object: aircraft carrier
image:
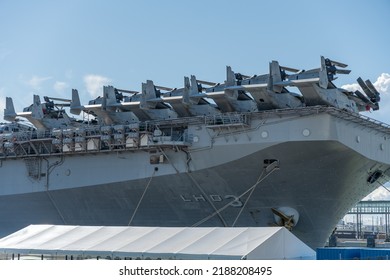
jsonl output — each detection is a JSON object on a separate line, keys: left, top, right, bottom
{"left": 0, "top": 56, "right": 389, "bottom": 249}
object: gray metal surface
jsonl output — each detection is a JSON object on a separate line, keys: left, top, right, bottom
{"left": 0, "top": 107, "right": 389, "bottom": 249}
{"left": 1, "top": 57, "right": 389, "bottom": 250}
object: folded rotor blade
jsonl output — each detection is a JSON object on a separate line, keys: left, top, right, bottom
{"left": 357, "top": 77, "right": 377, "bottom": 100}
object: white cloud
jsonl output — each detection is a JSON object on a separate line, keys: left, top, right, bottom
{"left": 84, "top": 74, "right": 111, "bottom": 98}
{"left": 363, "top": 184, "right": 390, "bottom": 201}
{"left": 341, "top": 82, "right": 360, "bottom": 92}
{"left": 53, "top": 81, "right": 69, "bottom": 93}
{"left": 375, "top": 73, "right": 390, "bottom": 93}
{"left": 27, "top": 75, "right": 52, "bottom": 90}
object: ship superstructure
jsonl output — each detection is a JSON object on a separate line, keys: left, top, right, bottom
{"left": 0, "top": 56, "right": 389, "bottom": 249}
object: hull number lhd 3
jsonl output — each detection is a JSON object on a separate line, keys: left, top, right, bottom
{"left": 180, "top": 194, "right": 243, "bottom": 207}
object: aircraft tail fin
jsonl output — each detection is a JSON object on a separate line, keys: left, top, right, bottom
{"left": 4, "top": 97, "right": 17, "bottom": 121}
{"left": 190, "top": 75, "right": 200, "bottom": 95}
{"left": 270, "top": 61, "right": 283, "bottom": 93}
{"left": 183, "top": 76, "right": 191, "bottom": 104}
{"left": 70, "top": 89, "right": 82, "bottom": 115}
{"left": 226, "top": 66, "right": 236, "bottom": 86}
{"left": 103, "top": 86, "right": 119, "bottom": 108}
{"left": 31, "top": 95, "right": 44, "bottom": 119}
{"left": 319, "top": 56, "right": 329, "bottom": 89}
{"left": 141, "top": 80, "right": 159, "bottom": 108}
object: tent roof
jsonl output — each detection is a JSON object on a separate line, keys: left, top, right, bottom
{"left": 0, "top": 225, "right": 315, "bottom": 260}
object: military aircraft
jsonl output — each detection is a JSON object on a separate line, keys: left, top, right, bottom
{"left": 70, "top": 87, "right": 141, "bottom": 124}
{"left": 69, "top": 56, "right": 380, "bottom": 124}
{"left": 71, "top": 81, "right": 178, "bottom": 124}
{"left": 146, "top": 76, "right": 221, "bottom": 117}
{"left": 4, "top": 95, "right": 80, "bottom": 130}
{"left": 201, "top": 62, "right": 304, "bottom": 111}
{"left": 70, "top": 77, "right": 221, "bottom": 123}
{"left": 273, "top": 56, "right": 379, "bottom": 112}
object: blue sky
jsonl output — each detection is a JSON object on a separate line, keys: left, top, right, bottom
{"left": 0, "top": 0, "right": 389, "bottom": 198}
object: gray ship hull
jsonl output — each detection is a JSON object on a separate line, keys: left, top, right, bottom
{"left": 0, "top": 107, "right": 389, "bottom": 249}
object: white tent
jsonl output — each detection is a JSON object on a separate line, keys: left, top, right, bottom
{"left": 0, "top": 225, "right": 315, "bottom": 260}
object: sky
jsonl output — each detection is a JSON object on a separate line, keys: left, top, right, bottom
{"left": 0, "top": 0, "right": 389, "bottom": 199}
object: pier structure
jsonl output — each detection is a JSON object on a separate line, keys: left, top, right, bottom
{"left": 339, "top": 200, "right": 390, "bottom": 241}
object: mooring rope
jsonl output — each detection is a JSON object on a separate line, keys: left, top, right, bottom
{"left": 128, "top": 170, "right": 156, "bottom": 226}
{"left": 191, "top": 167, "right": 277, "bottom": 227}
